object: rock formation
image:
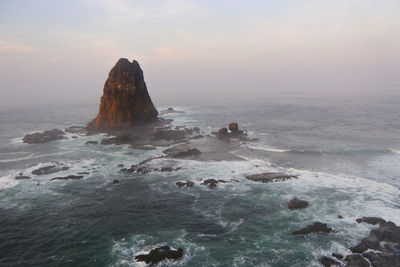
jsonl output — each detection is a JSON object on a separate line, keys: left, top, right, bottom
{"left": 88, "top": 58, "right": 158, "bottom": 130}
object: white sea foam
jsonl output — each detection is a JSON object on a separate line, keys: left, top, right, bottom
{"left": 0, "top": 174, "right": 19, "bottom": 189}
{"left": 247, "top": 145, "right": 290, "bottom": 153}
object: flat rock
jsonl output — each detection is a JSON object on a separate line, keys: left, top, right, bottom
{"left": 319, "top": 256, "right": 341, "bottom": 267}
{"left": 135, "top": 246, "right": 183, "bottom": 264}
{"left": 32, "top": 165, "right": 69, "bottom": 175}
{"left": 344, "top": 254, "right": 369, "bottom": 267}
{"left": 23, "top": 129, "right": 66, "bottom": 144}
{"left": 163, "top": 144, "right": 201, "bottom": 158}
{"left": 85, "top": 141, "right": 98, "bottom": 145}
{"left": 288, "top": 198, "right": 309, "bottom": 209}
{"left": 245, "top": 172, "right": 297, "bottom": 183}
{"left": 292, "top": 222, "right": 332, "bottom": 235}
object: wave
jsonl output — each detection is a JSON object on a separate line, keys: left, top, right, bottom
{"left": 247, "top": 145, "right": 399, "bottom": 156}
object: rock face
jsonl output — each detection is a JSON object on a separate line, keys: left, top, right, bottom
{"left": 88, "top": 58, "right": 158, "bottom": 130}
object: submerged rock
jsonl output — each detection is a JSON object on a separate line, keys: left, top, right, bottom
{"left": 32, "top": 165, "right": 69, "bottom": 175}
{"left": 65, "top": 126, "right": 87, "bottom": 134}
{"left": 245, "top": 172, "right": 297, "bottom": 183}
{"left": 356, "top": 216, "right": 386, "bottom": 225}
{"left": 163, "top": 144, "right": 201, "bottom": 158}
{"left": 113, "top": 179, "right": 119, "bottom": 184}
{"left": 85, "top": 141, "right": 98, "bottom": 145}
{"left": 23, "top": 129, "right": 66, "bottom": 144}
{"left": 50, "top": 175, "right": 84, "bottom": 181}
{"left": 319, "top": 256, "right": 341, "bottom": 267}
{"left": 100, "top": 133, "right": 138, "bottom": 145}
{"left": 202, "top": 179, "right": 219, "bottom": 188}
{"left": 176, "top": 181, "right": 194, "bottom": 188}
{"left": 88, "top": 58, "right": 158, "bottom": 130}
{"left": 288, "top": 198, "right": 309, "bottom": 209}
{"left": 135, "top": 246, "right": 183, "bottom": 264}
{"left": 15, "top": 175, "right": 31, "bottom": 180}
{"left": 292, "top": 222, "right": 332, "bottom": 235}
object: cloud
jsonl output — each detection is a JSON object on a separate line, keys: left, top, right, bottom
{"left": 0, "top": 40, "right": 36, "bottom": 53}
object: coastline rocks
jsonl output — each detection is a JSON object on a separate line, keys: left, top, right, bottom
{"left": 32, "top": 165, "right": 69, "bottom": 175}
{"left": 122, "top": 164, "right": 182, "bottom": 174}
{"left": 23, "top": 129, "right": 66, "bottom": 144}
{"left": 321, "top": 218, "right": 400, "bottom": 267}
{"left": 135, "top": 246, "right": 183, "bottom": 264}
{"left": 245, "top": 172, "right": 297, "bottom": 183}
{"left": 292, "top": 222, "right": 332, "bottom": 235}
{"left": 50, "top": 175, "right": 84, "bottom": 181}
{"left": 87, "top": 58, "right": 158, "bottom": 130}
{"left": 100, "top": 133, "right": 138, "bottom": 145}
{"left": 288, "top": 198, "right": 309, "bottom": 209}
{"left": 320, "top": 256, "right": 341, "bottom": 267}
{"left": 201, "top": 179, "right": 219, "bottom": 188}
{"left": 159, "top": 107, "right": 185, "bottom": 115}
{"left": 176, "top": 181, "right": 193, "bottom": 188}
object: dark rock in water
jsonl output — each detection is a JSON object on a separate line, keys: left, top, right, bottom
{"left": 113, "top": 179, "right": 119, "bottom": 184}
{"left": 216, "top": 127, "right": 229, "bottom": 139}
{"left": 193, "top": 127, "right": 200, "bottom": 133}
{"left": 245, "top": 172, "right": 297, "bottom": 183}
{"left": 77, "top": 172, "right": 90, "bottom": 175}
{"left": 337, "top": 215, "right": 343, "bottom": 219}
{"left": 344, "top": 254, "right": 369, "bottom": 267}
{"left": 50, "top": 175, "right": 84, "bottom": 181}
{"left": 85, "top": 141, "right": 98, "bottom": 145}
{"left": 288, "top": 198, "right": 309, "bottom": 209}
{"left": 15, "top": 175, "right": 31, "bottom": 180}
{"left": 292, "top": 222, "right": 332, "bottom": 235}
{"left": 202, "top": 179, "right": 219, "bottom": 188}
{"left": 363, "top": 251, "right": 400, "bottom": 267}
{"left": 65, "top": 126, "right": 87, "bottom": 134}
{"left": 176, "top": 181, "right": 193, "bottom": 188}
{"left": 229, "top": 122, "right": 239, "bottom": 133}
{"left": 23, "top": 129, "right": 66, "bottom": 144}
{"left": 100, "top": 138, "right": 114, "bottom": 145}
{"left": 214, "top": 122, "right": 247, "bottom": 140}
{"left": 122, "top": 164, "right": 181, "bottom": 174}
{"left": 135, "top": 246, "right": 183, "bottom": 264}
{"left": 356, "top": 216, "right": 386, "bottom": 225}
{"left": 319, "top": 256, "right": 341, "bottom": 267}
{"left": 159, "top": 107, "right": 185, "bottom": 115}
{"left": 32, "top": 165, "right": 69, "bottom": 175}
{"left": 87, "top": 58, "right": 158, "bottom": 130}
{"left": 174, "top": 148, "right": 201, "bottom": 158}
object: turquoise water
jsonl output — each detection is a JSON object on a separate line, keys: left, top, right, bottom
{"left": 0, "top": 93, "right": 399, "bottom": 266}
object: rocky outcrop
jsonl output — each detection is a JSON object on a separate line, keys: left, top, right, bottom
{"left": 163, "top": 144, "right": 201, "bottom": 158}
{"left": 135, "top": 246, "right": 183, "bottom": 264}
{"left": 292, "top": 222, "right": 333, "bottom": 235}
{"left": 32, "top": 165, "right": 69, "bottom": 175}
{"left": 23, "top": 129, "right": 66, "bottom": 144}
{"left": 50, "top": 175, "right": 84, "bottom": 181}
{"left": 245, "top": 172, "right": 297, "bottom": 183}
{"left": 320, "top": 217, "right": 400, "bottom": 267}
{"left": 88, "top": 58, "right": 158, "bottom": 130}
{"left": 176, "top": 181, "right": 194, "bottom": 188}
{"left": 214, "top": 122, "right": 248, "bottom": 140}
{"left": 288, "top": 198, "right": 309, "bottom": 209}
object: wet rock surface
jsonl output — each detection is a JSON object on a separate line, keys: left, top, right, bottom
{"left": 163, "top": 144, "right": 201, "bottom": 158}
{"left": 245, "top": 172, "right": 297, "bottom": 183}
{"left": 15, "top": 175, "right": 31, "bottom": 180}
{"left": 23, "top": 129, "right": 66, "bottom": 144}
{"left": 292, "top": 222, "right": 332, "bottom": 235}
{"left": 135, "top": 246, "right": 183, "bottom": 264}
{"left": 288, "top": 198, "right": 309, "bottom": 209}
{"left": 356, "top": 217, "right": 386, "bottom": 225}
{"left": 85, "top": 141, "right": 98, "bottom": 145}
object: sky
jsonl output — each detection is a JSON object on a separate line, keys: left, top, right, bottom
{"left": 0, "top": 0, "right": 399, "bottom": 107}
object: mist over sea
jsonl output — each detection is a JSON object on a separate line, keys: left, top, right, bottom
{"left": 0, "top": 91, "right": 399, "bottom": 266}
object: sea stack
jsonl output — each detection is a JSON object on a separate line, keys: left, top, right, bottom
{"left": 88, "top": 58, "right": 158, "bottom": 130}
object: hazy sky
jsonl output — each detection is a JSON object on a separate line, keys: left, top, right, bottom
{"left": 0, "top": 0, "right": 399, "bottom": 107}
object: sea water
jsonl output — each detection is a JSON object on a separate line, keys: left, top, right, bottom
{"left": 0, "top": 92, "right": 399, "bottom": 266}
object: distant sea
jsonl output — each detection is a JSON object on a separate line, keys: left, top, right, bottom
{"left": 0, "top": 92, "right": 399, "bottom": 266}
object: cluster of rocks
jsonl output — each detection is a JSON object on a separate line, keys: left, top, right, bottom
{"left": 100, "top": 133, "right": 138, "bottom": 145}
{"left": 50, "top": 175, "right": 84, "bottom": 181}
{"left": 32, "top": 165, "right": 69, "bottom": 175}
{"left": 151, "top": 126, "right": 200, "bottom": 142}
{"left": 135, "top": 246, "right": 183, "bottom": 264}
{"left": 320, "top": 217, "right": 400, "bottom": 267}
{"left": 23, "top": 129, "right": 66, "bottom": 144}
{"left": 158, "top": 107, "right": 185, "bottom": 115}
{"left": 163, "top": 144, "right": 201, "bottom": 158}
{"left": 213, "top": 122, "right": 246, "bottom": 140}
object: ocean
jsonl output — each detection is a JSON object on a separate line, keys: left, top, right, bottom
{"left": 0, "top": 92, "right": 399, "bottom": 266}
